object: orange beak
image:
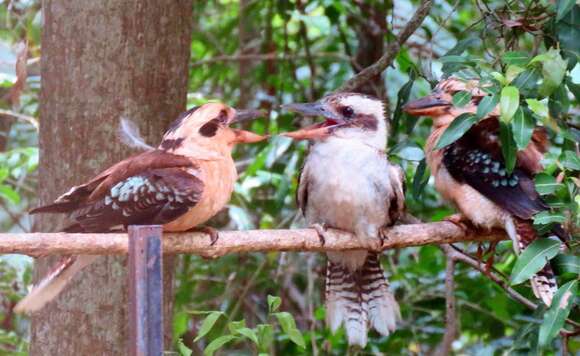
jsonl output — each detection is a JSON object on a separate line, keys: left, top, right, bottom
{"left": 231, "top": 129, "right": 268, "bottom": 144}
{"left": 281, "top": 102, "right": 346, "bottom": 141}
{"left": 403, "top": 94, "right": 451, "bottom": 116}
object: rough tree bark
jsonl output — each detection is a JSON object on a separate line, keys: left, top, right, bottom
{"left": 33, "top": 1, "right": 192, "bottom": 354}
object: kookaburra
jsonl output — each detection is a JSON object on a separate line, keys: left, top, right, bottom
{"left": 15, "top": 103, "right": 266, "bottom": 313}
{"left": 403, "top": 78, "right": 567, "bottom": 306}
{"left": 283, "top": 93, "right": 404, "bottom": 347}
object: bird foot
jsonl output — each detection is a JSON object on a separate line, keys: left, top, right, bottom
{"left": 378, "top": 226, "right": 390, "bottom": 248}
{"left": 311, "top": 223, "right": 328, "bottom": 246}
{"left": 189, "top": 226, "right": 220, "bottom": 246}
{"left": 444, "top": 214, "right": 474, "bottom": 234}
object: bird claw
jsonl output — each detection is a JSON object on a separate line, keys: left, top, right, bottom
{"left": 311, "top": 223, "right": 328, "bottom": 246}
{"left": 378, "top": 226, "right": 389, "bottom": 247}
{"left": 189, "top": 226, "right": 220, "bottom": 246}
{"left": 444, "top": 214, "right": 473, "bottom": 234}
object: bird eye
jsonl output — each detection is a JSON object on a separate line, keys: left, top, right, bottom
{"left": 199, "top": 119, "right": 220, "bottom": 137}
{"left": 341, "top": 106, "right": 354, "bottom": 118}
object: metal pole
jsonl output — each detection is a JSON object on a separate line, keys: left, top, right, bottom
{"left": 128, "top": 225, "right": 164, "bottom": 356}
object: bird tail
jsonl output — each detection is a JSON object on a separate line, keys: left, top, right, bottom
{"left": 512, "top": 218, "right": 558, "bottom": 306}
{"left": 14, "top": 255, "right": 98, "bottom": 314}
{"left": 325, "top": 252, "right": 400, "bottom": 347}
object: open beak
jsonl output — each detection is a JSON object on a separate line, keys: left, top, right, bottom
{"left": 230, "top": 109, "right": 268, "bottom": 144}
{"left": 281, "top": 102, "right": 346, "bottom": 140}
{"left": 403, "top": 94, "right": 451, "bottom": 116}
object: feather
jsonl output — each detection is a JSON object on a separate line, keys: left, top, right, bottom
{"left": 118, "top": 117, "right": 154, "bottom": 151}
{"left": 14, "top": 255, "right": 98, "bottom": 314}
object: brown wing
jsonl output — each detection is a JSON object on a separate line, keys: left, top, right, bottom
{"left": 31, "top": 150, "right": 194, "bottom": 214}
{"left": 66, "top": 167, "right": 203, "bottom": 232}
{"left": 466, "top": 116, "right": 548, "bottom": 175}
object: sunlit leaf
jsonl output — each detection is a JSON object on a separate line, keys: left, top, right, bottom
{"left": 526, "top": 99, "right": 548, "bottom": 118}
{"left": 511, "top": 108, "right": 534, "bottom": 150}
{"left": 267, "top": 295, "right": 281, "bottom": 313}
{"left": 510, "top": 239, "right": 560, "bottom": 285}
{"left": 506, "top": 65, "right": 525, "bottom": 83}
{"left": 435, "top": 113, "right": 479, "bottom": 149}
{"left": 452, "top": 91, "right": 472, "bottom": 107}
{"left": 227, "top": 320, "right": 246, "bottom": 333}
{"left": 561, "top": 151, "right": 580, "bottom": 170}
{"left": 0, "top": 185, "right": 20, "bottom": 205}
{"left": 194, "top": 311, "right": 224, "bottom": 342}
{"left": 502, "top": 51, "right": 530, "bottom": 66}
{"left": 256, "top": 324, "right": 274, "bottom": 352}
{"left": 538, "top": 280, "right": 577, "bottom": 347}
{"left": 500, "top": 86, "right": 519, "bottom": 123}
{"left": 235, "top": 327, "right": 259, "bottom": 345}
{"left": 533, "top": 211, "right": 566, "bottom": 225}
{"left": 177, "top": 338, "right": 193, "bottom": 356}
{"left": 204, "top": 335, "right": 238, "bottom": 356}
{"left": 273, "top": 312, "right": 305, "bottom": 348}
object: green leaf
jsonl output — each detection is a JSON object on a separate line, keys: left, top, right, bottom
{"left": 476, "top": 94, "right": 498, "bottom": 119}
{"left": 533, "top": 211, "right": 566, "bottom": 225}
{"left": 500, "top": 86, "right": 519, "bottom": 123}
{"left": 227, "top": 320, "right": 246, "bottom": 333}
{"left": 452, "top": 91, "right": 472, "bottom": 107}
{"left": 177, "top": 338, "right": 193, "bottom": 356}
{"left": 556, "top": 0, "right": 576, "bottom": 21}
{"left": 565, "top": 77, "right": 580, "bottom": 102}
{"left": 511, "top": 108, "right": 534, "bottom": 150}
{"left": 538, "top": 48, "right": 568, "bottom": 97}
{"left": 562, "top": 151, "right": 580, "bottom": 171}
{"left": 526, "top": 99, "right": 549, "bottom": 118}
{"left": 557, "top": 6, "right": 580, "bottom": 55}
{"left": 256, "top": 324, "right": 274, "bottom": 352}
{"left": 234, "top": 327, "right": 259, "bottom": 345}
{"left": 502, "top": 51, "right": 530, "bottom": 66}
{"left": 538, "top": 280, "right": 577, "bottom": 347}
{"left": 534, "top": 173, "right": 562, "bottom": 195}
{"left": 552, "top": 255, "right": 580, "bottom": 275}
{"left": 286, "top": 328, "right": 306, "bottom": 348}
{"left": 412, "top": 159, "right": 430, "bottom": 199}
{"left": 512, "top": 68, "right": 542, "bottom": 97}
{"left": 273, "top": 312, "right": 305, "bottom": 348}
{"left": 506, "top": 65, "right": 525, "bottom": 83}
{"left": 435, "top": 113, "right": 479, "bottom": 149}
{"left": 0, "top": 168, "right": 8, "bottom": 183}
{"left": 0, "top": 185, "right": 21, "bottom": 205}
{"left": 510, "top": 239, "right": 560, "bottom": 285}
{"left": 500, "top": 122, "right": 517, "bottom": 174}
{"left": 204, "top": 335, "right": 238, "bottom": 356}
{"left": 491, "top": 71, "right": 507, "bottom": 85}
{"left": 194, "top": 311, "right": 224, "bottom": 342}
{"left": 393, "top": 74, "right": 415, "bottom": 133}
{"left": 267, "top": 295, "right": 281, "bottom": 313}
{"left": 439, "top": 55, "right": 469, "bottom": 64}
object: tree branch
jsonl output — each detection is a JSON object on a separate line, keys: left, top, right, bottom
{"left": 338, "top": 0, "right": 433, "bottom": 92}
{"left": 0, "top": 221, "right": 506, "bottom": 258}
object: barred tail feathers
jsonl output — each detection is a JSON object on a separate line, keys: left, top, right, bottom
{"left": 14, "top": 255, "right": 98, "bottom": 314}
{"left": 325, "top": 252, "right": 400, "bottom": 347}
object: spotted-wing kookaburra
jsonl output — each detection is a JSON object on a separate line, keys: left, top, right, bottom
{"left": 283, "top": 93, "right": 404, "bottom": 347}
{"left": 15, "top": 103, "right": 265, "bottom": 313}
{"left": 404, "top": 78, "right": 568, "bottom": 306}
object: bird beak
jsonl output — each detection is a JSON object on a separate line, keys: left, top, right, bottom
{"left": 231, "top": 128, "right": 267, "bottom": 144}
{"left": 231, "top": 109, "right": 264, "bottom": 123}
{"left": 229, "top": 109, "right": 268, "bottom": 144}
{"left": 281, "top": 102, "right": 346, "bottom": 140}
{"left": 403, "top": 94, "right": 451, "bottom": 116}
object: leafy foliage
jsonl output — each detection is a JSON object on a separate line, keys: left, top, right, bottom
{"left": 0, "top": 0, "right": 578, "bottom": 355}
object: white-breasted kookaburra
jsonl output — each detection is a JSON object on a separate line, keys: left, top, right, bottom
{"left": 403, "top": 77, "right": 568, "bottom": 306}
{"left": 15, "top": 103, "right": 265, "bottom": 313}
{"left": 283, "top": 93, "right": 405, "bottom": 347}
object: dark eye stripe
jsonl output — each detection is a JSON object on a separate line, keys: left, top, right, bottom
{"left": 199, "top": 119, "right": 220, "bottom": 137}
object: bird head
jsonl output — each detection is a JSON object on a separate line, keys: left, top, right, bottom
{"left": 159, "top": 103, "right": 266, "bottom": 156}
{"left": 281, "top": 92, "right": 388, "bottom": 149}
{"left": 403, "top": 77, "right": 492, "bottom": 127}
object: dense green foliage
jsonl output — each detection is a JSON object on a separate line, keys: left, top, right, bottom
{"left": 0, "top": 1, "right": 578, "bottom": 355}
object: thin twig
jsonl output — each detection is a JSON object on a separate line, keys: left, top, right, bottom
{"left": 338, "top": 0, "right": 433, "bottom": 91}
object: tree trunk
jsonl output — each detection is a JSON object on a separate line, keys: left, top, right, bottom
{"left": 32, "top": 1, "right": 192, "bottom": 354}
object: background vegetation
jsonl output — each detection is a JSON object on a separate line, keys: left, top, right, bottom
{"left": 0, "top": 0, "right": 578, "bottom": 354}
